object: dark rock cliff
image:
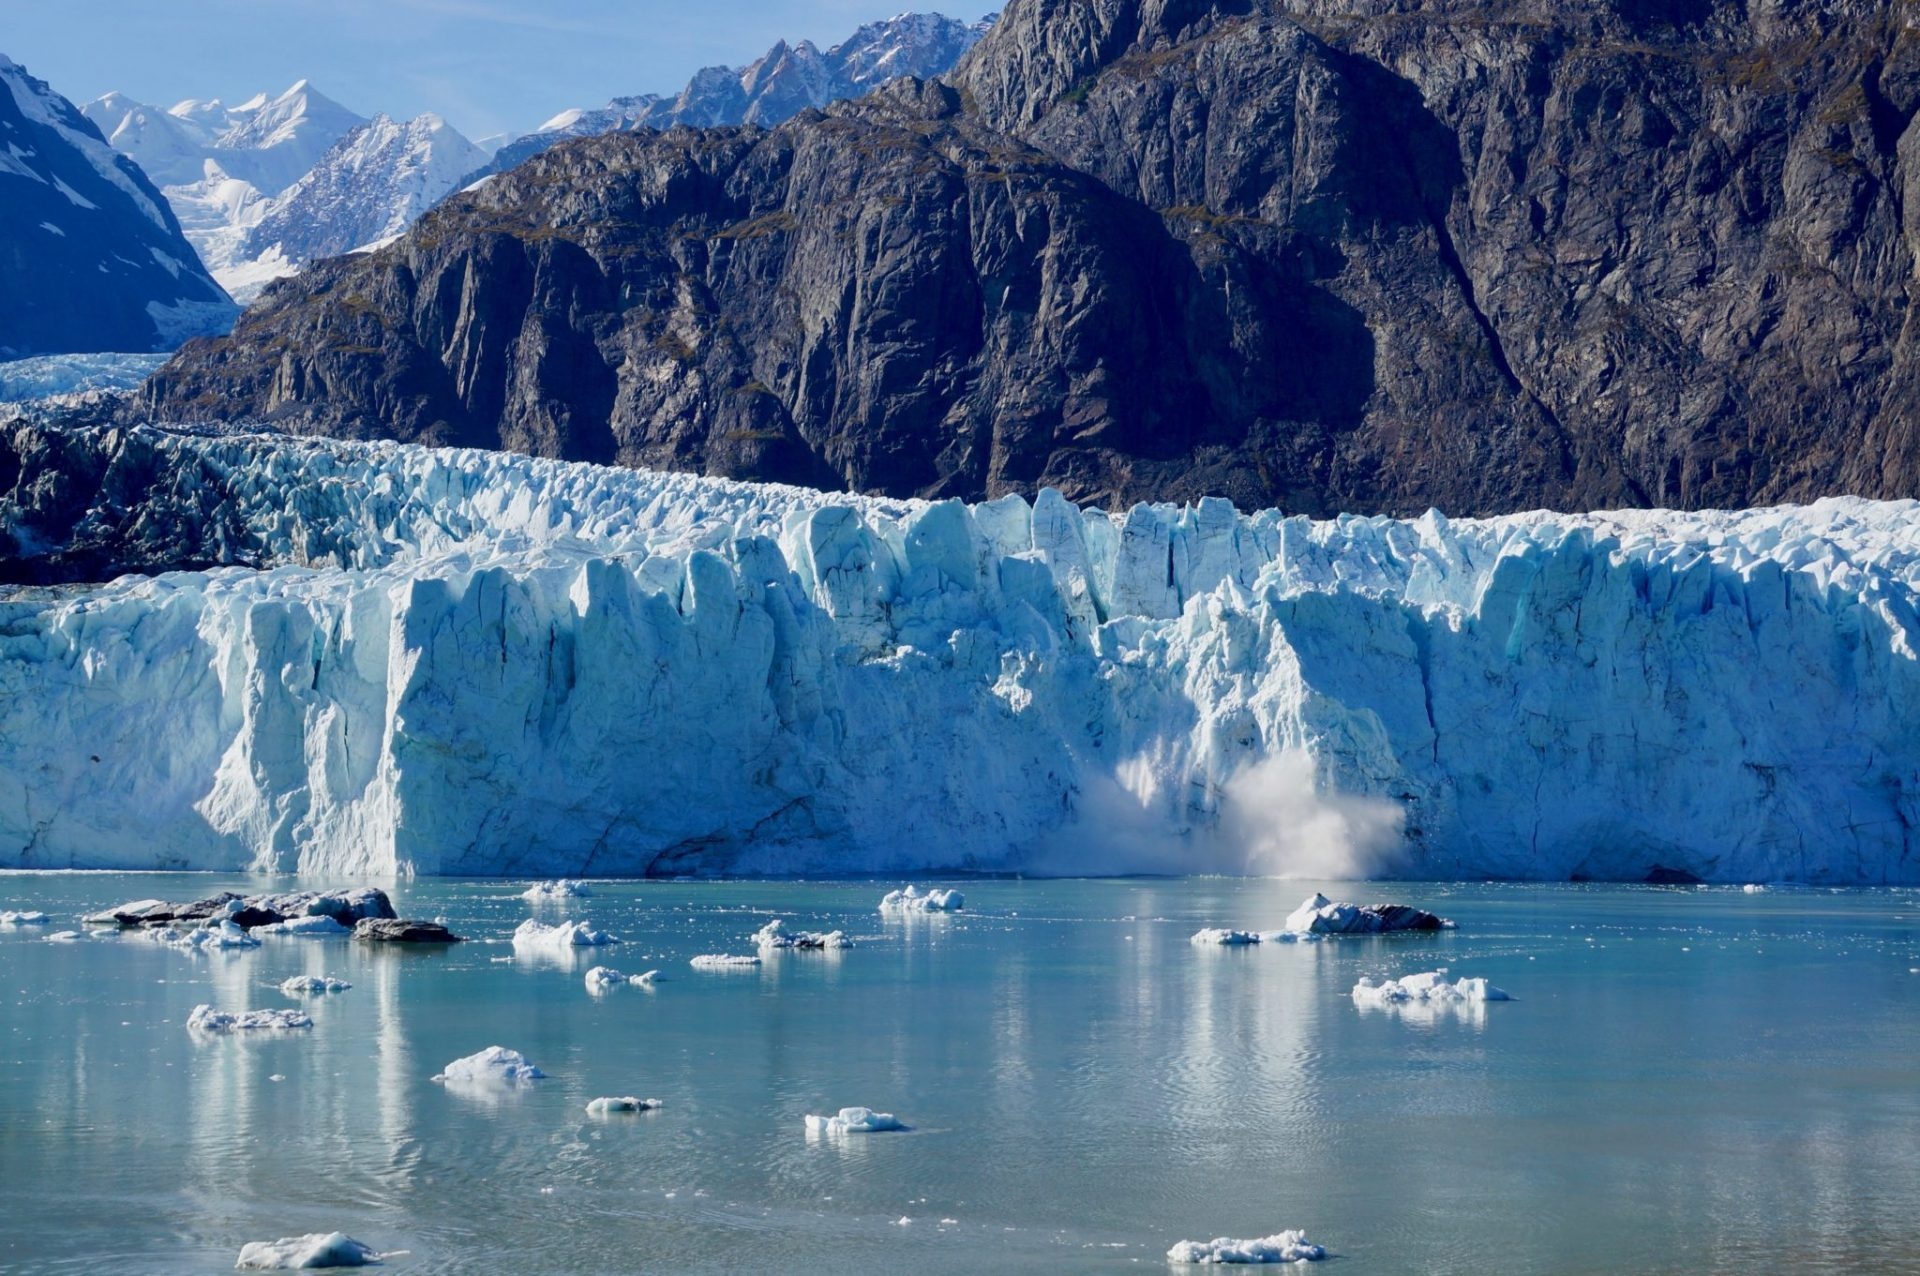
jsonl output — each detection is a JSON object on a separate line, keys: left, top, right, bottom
{"left": 139, "top": 0, "right": 1920, "bottom": 515}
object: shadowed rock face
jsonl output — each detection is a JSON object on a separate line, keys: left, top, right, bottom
{"left": 139, "top": 0, "right": 1920, "bottom": 516}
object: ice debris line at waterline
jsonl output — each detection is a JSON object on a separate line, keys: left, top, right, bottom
{"left": 3, "top": 424, "right": 1917, "bottom": 883}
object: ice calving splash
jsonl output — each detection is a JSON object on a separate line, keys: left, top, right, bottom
{"left": 586, "top": 1096, "right": 662, "bottom": 1114}
{"left": 1167, "top": 1231, "right": 1326, "bottom": 1264}
{"left": 433, "top": 1046, "right": 546, "bottom": 1085}
{"left": 805, "top": 1106, "right": 906, "bottom": 1135}
{"left": 583, "top": 965, "right": 657, "bottom": 992}
{"left": 279, "top": 976, "right": 351, "bottom": 995}
{"left": 879, "top": 886, "right": 964, "bottom": 914}
{"left": 753, "top": 919, "right": 852, "bottom": 950}
{"left": 187, "top": 1005, "right": 313, "bottom": 1033}
{"left": 9, "top": 426, "right": 1920, "bottom": 884}
{"left": 523, "top": 880, "right": 594, "bottom": 901}
{"left": 234, "top": 1232, "right": 384, "bottom": 1269}
{"left": 1351, "top": 970, "right": 1512, "bottom": 1007}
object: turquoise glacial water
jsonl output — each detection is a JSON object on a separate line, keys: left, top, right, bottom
{"left": 2, "top": 876, "right": 1918, "bottom": 1274}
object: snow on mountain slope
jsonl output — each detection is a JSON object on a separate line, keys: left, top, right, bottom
{"left": 3, "top": 425, "right": 1916, "bottom": 883}
{"left": 0, "top": 55, "right": 236, "bottom": 355}
{"left": 472, "top": 12, "right": 996, "bottom": 187}
{"left": 240, "top": 113, "right": 486, "bottom": 272}
{"left": 83, "top": 82, "right": 367, "bottom": 301}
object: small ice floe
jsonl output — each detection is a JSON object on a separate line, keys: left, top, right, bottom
{"left": 1167, "top": 1230, "right": 1325, "bottom": 1264}
{"left": 1741, "top": 884, "right": 1769, "bottom": 894}
{"left": 805, "top": 1106, "right": 906, "bottom": 1135}
{"left": 145, "top": 920, "right": 262, "bottom": 951}
{"left": 253, "top": 915, "right": 354, "bottom": 938}
{"left": 753, "top": 920, "right": 852, "bottom": 951}
{"left": 44, "top": 929, "right": 85, "bottom": 942}
{"left": 584, "top": 965, "right": 658, "bottom": 993}
{"left": 523, "top": 879, "right": 594, "bottom": 901}
{"left": 1351, "top": 970, "right": 1511, "bottom": 1008}
{"left": 511, "top": 918, "right": 617, "bottom": 955}
{"left": 878, "top": 885, "right": 963, "bottom": 914}
{"left": 432, "top": 1046, "right": 546, "bottom": 1085}
{"left": 585, "top": 1096, "right": 662, "bottom": 1115}
{"left": 1190, "top": 929, "right": 1264, "bottom": 946}
{"left": 689, "top": 954, "right": 761, "bottom": 970}
{"left": 187, "top": 1004, "right": 313, "bottom": 1033}
{"left": 279, "top": 976, "right": 351, "bottom": 996}
{"left": 1282, "top": 893, "right": 1450, "bottom": 936}
{"left": 0, "top": 910, "right": 50, "bottom": 926}
{"left": 235, "top": 1231, "right": 383, "bottom": 1269}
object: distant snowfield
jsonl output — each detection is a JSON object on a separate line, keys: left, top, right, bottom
{"left": 3, "top": 425, "right": 1918, "bottom": 882}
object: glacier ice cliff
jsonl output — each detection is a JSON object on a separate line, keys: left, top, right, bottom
{"left": 1, "top": 424, "right": 1917, "bottom": 882}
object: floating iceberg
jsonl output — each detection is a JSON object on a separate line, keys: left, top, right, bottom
{"left": 753, "top": 919, "right": 852, "bottom": 950}
{"left": 585, "top": 1096, "right": 662, "bottom": 1114}
{"left": 1351, "top": 970, "right": 1512, "bottom": 1007}
{"left": 880, "top": 886, "right": 964, "bottom": 914}
{"left": 523, "top": 879, "right": 594, "bottom": 901}
{"left": 1190, "top": 928, "right": 1264, "bottom": 946}
{"left": 511, "top": 918, "right": 616, "bottom": 955}
{"left": 9, "top": 426, "right": 1920, "bottom": 884}
{"left": 583, "top": 965, "right": 657, "bottom": 992}
{"left": 353, "top": 918, "right": 461, "bottom": 943}
{"left": 1167, "top": 1231, "right": 1326, "bottom": 1264}
{"left": 143, "top": 920, "right": 261, "bottom": 950}
{"left": 1281, "top": 894, "right": 1450, "bottom": 936}
{"left": 279, "top": 976, "right": 351, "bottom": 995}
{"left": 805, "top": 1106, "right": 905, "bottom": 1135}
{"left": 187, "top": 1004, "right": 313, "bottom": 1033}
{"left": 83, "top": 889, "right": 393, "bottom": 931}
{"left": 44, "top": 930, "right": 84, "bottom": 942}
{"left": 1741, "top": 884, "right": 1769, "bottom": 894}
{"left": 253, "top": 915, "right": 353, "bottom": 937}
{"left": 433, "top": 1046, "right": 545, "bottom": 1085}
{"left": 234, "top": 1232, "right": 381, "bottom": 1269}
{"left": 0, "top": 910, "right": 49, "bottom": 925}
{"left": 689, "top": 954, "right": 760, "bottom": 970}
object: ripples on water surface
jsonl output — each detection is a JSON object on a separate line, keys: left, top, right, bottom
{"left": 2, "top": 877, "right": 1918, "bottom": 1273}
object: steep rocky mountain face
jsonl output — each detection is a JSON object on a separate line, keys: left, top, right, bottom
{"left": 142, "top": 0, "right": 1920, "bottom": 515}
{"left": 471, "top": 12, "right": 996, "bottom": 186}
{"left": 0, "top": 54, "right": 235, "bottom": 356}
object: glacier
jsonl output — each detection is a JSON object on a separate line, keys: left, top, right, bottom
{"left": 2, "top": 424, "right": 1918, "bottom": 882}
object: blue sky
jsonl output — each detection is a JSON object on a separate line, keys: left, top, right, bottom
{"left": 6, "top": 1, "right": 997, "bottom": 141}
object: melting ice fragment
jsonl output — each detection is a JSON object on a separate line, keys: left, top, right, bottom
{"left": 433, "top": 1046, "right": 545, "bottom": 1085}
{"left": 234, "top": 1232, "right": 382, "bottom": 1268}
{"left": 752, "top": 919, "right": 851, "bottom": 950}
{"left": 1350, "top": 970, "right": 1511, "bottom": 1007}
{"left": 510, "top": 918, "right": 616, "bottom": 955}
{"left": 279, "top": 976, "right": 351, "bottom": 995}
{"left": 187, "top": 1005, "right": 313, "bottom": 1033}
{"left": 879, "top": 886, "right": 963, "bottom": 914}
{"left": 585, "top": 1096, "right": 662, "bottom": 1114}
{"left": 1190, "top": 929, "right": 1264, "bottom": 946}
{"left": 523, "top": 879, "right": 594, "bottom": 901}
{"left": 1281, "top": 893, "right": 1450, "bottom": 936}
{"left": 804, "top": 1106, "right": 905, "bottom": 1135}
{"left": 0, "top": 910, "right": 49, "bottom": 925}
{"left": 689, "top": 954, "right": 760, "bottom": 970}
{"left": 1167, "top": 1231, "right": 1326, "bottom": 1264}
{"left": 583, "top": 965, "right": 657, "bottom": 992}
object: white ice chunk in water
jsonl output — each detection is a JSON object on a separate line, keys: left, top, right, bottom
{"left": 146, "top": 920, "right": 261, "bottom": 950}
{"left": 0, "top": 910, "right": 49, "bottom": 925}
{"left": 511, "top": 918, "right": 616, "bottom": 954}
{"left": 584, "top": 965, "right": 657, "bottom": 992}
{"left": 1167, "top": 1231, "right": 1326, "bottom": 1264}
{"left": 523, "top": 879, "right": 594, "bottom": 901}
{"left": 44, "top": 930, "right": 84, "bottom": 942}
{"left": 879, "top": 886, "right": 963, "bottom": 913}
{"left": 1741, "top": 884, "right": 1769, "bottom": 893}
{"left": 805, "top": 1106, "right": 905, "bottom": 1135}
{"left": 753, "top": 919, "right": 852, "bottom": 950}
{"left": 433, "top": 1046, "right": 546, "bottom": 1085}
{"left": 253, "top": 915, "right": 353, "bottom": 937}
{"left": 689, "top": 954, "right": 760, "bottom": 970}
{"left": 585, "top": 1096, "right": 662, "bottom": 1114}
{"left": 1351, "top": 970, "right": 1511, "bottom": 1007}
{"left": 1190, "top": 928, "right": 1263, "bottom": 946}
{"left": 279, "top": 976, "right": 351, "bottom": 995}
{"left": 235, "top": 1231, "right": 381, "bottom": 1269}
{"left": 188, "top": 1004, "right": 313, "bottom": 1033}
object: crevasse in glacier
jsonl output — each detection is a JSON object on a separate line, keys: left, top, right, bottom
{"left": 2, "top": 425, "right": 1916, "bottom": 882}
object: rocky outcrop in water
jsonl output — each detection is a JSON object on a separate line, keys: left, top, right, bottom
{"left": 138, "top": 0, "right": 1920, "bottom": 516}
